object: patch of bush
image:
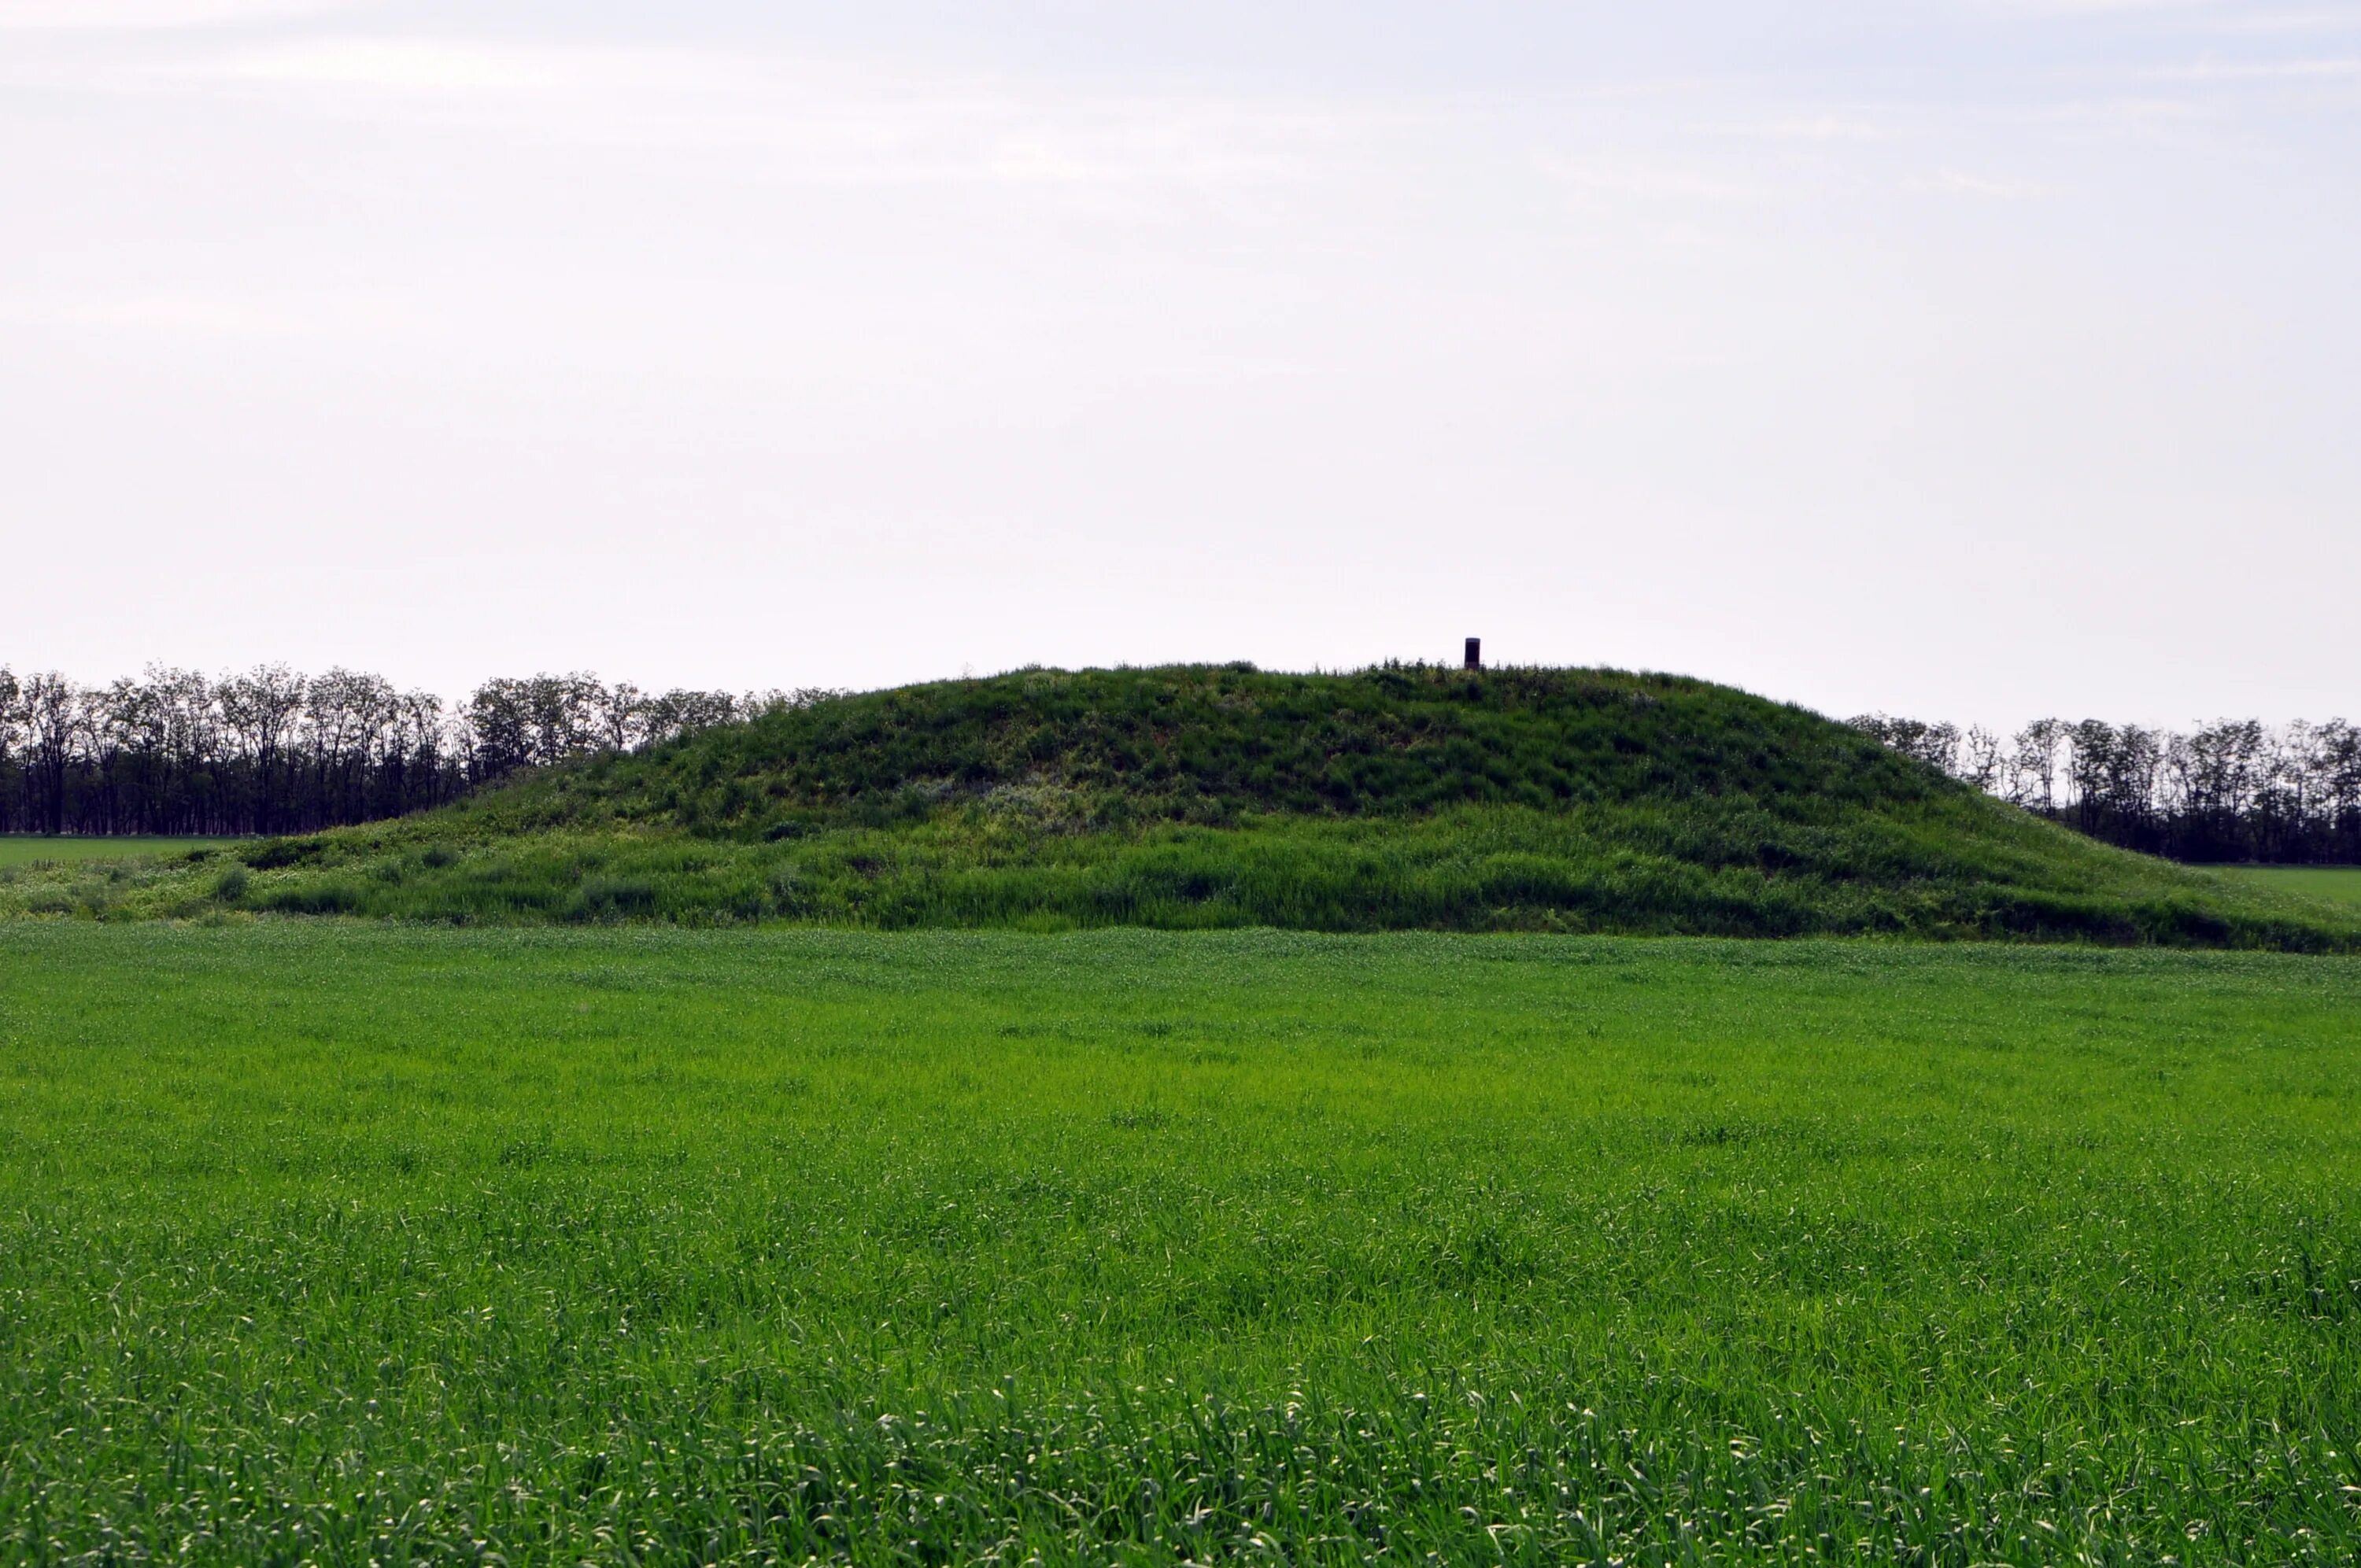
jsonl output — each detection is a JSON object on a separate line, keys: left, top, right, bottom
{"left": 260, "top": 880, "right": 363, "bottom": 915}
{"left": 242, "top": 837, "right": 327, "bottom": 871}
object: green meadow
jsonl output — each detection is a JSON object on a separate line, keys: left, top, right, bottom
{"left": 2213, "top": 865, "right": 2361, "bottom": 907}
{"left": 3, "top": 923, "right": 2357, "bottom": 1564}
{"left": 0, "top": 836, "right": 231, "bottom": 868}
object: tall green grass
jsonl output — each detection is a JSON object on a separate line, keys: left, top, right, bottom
{"left": 2, "top": 924, "right": 2357, "bottom": 1562}
{"left": 6, "top": 799, "right": 2355, "bottom": 949}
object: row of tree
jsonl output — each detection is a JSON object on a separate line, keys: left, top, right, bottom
{"left": 0, "top": 666, "right": 816, "bottom": 837}
{"left": 1852, "top": 714, "right": 2361, "bottom": 864}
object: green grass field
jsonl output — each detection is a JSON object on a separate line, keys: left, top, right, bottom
{"left": 0, "top": 835, "right": 232, "bottom": 867}
{"left": 2213, "top": 865, "right": 2361, "bottom": 906}
{"left": 3, "top": 924, "right": 2356, "bottom": 1563}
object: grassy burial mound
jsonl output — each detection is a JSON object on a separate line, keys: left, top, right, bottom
{"left": 9, "top": 663, "right": 2356, "bottom": 946}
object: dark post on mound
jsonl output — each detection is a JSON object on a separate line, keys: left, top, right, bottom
{"left": 1465, "top": 636, "right": 1482, "bottom": 671}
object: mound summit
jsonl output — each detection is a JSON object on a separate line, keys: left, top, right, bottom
{"left": 518, "top": 662, "right": 1940, "bottom": 835}
{"left": 25, "top": 665, "right": 2359, "bottom": 947}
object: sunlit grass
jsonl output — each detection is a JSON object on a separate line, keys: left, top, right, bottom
{"left": 2, "top": 924, "right": 2357, "bottom": 1562}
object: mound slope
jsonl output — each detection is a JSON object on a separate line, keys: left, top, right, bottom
{"left": 515, "top": 663, "right": 1941, "bottom": 832}
{"left": 13, "top": 665, "right": 2356, "bottom": 947}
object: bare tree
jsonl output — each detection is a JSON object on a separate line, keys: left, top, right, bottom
{"left": 19, "top": 673, "right": 79, "bottom": 835}
{"left": 1956, "top": 725, "right": 2004, "bottom": 793}
{"left": 2007, "top": 720, "right": 2065, "bottom": 814}
{"left": 596, "top": 681, "right": 645, "bottom": 752}
{"left": 221, "top": 666, "right": 308, "bottom": 834}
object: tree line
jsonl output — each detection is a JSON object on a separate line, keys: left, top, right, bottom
{"left": 1852, "top": 714, "right": 2361, "bottom": 864}
{"left": 0, "top": 665, "right": 822, "bottom": 836}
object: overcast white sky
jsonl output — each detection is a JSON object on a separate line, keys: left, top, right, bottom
{"left": 4, "top": 1, "right": 2355, "bottom": 725}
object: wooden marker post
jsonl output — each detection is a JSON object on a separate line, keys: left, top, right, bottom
{"left": 1464, "top": 637, "right": 1482, "bottom": 671}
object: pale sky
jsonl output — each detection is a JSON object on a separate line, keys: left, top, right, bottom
{"left": 4, "top": 1, "right": 2356, "bottom": 725}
